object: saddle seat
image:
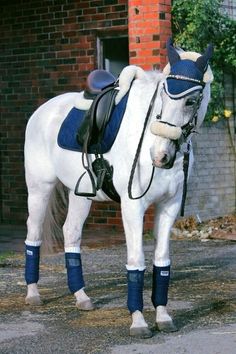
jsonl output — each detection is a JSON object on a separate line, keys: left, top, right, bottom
{"left": 84, "top": 69, "right": 116, "bottom": 99}
{"left": 77, "top": 70, "right": 118, "bottom": 147}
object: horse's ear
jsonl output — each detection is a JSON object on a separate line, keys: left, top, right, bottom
{"left": 195, "top": 44, "right": 214, "bottom": 73}
{"left": 166, "top": 37, "right": 180, "bottom": 66}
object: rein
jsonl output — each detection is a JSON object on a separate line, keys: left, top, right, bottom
{"left": 128, "top": 80, "right": 203, "bottom": 217}
{"left": 180, "top": 142, "right": 191, "bottom": 216}
{"left": 156, "top": 88, "right": 203, "bottom": 216}
{"left": 128, "top": 85, "right": 159, "bottom": 200}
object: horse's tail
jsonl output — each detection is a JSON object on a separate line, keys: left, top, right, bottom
{"left": 41, "top": 181, "right": 68, "bottom": 254}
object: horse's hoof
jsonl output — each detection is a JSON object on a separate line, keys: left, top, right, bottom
{"left": 129, "top": 327, "right": 153, "bottom": 339}
{"left": 25, "top": 295, "right": 42, "bottom": 306}
{"left": 156, "top": 321, "right": 177, "bottom": 333}
{"left": 76, "top": 299, "right": 95, "bottom": 311}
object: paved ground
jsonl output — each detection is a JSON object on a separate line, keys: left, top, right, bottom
{"left": 0, "top": 226, "right": 235, "bottom": 353}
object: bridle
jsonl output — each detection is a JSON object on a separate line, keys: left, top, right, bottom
{"left": 155, "top": 77, "right": 204, "bottom": 151}
{"left": 128, "top": 76, "right": 204, "bottom": 216}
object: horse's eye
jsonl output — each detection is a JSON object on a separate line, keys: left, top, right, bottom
{"left": 186, "top": 98, "right": 197, "bottom": 107}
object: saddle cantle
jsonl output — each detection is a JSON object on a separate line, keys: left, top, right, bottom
{"left": 83, "top": 69, "right": 116, "bottom": 99}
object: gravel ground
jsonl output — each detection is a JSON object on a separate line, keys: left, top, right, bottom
{"left": 0, "top": 235, "right": 235, "bottom": 354}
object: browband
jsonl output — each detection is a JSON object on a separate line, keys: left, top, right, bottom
{"left": 167, "top": 74, "right": 204, "bottom": 86}
{"left": 164, "top": 80, "right": 203, "bottom": 99}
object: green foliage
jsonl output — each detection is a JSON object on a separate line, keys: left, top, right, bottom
{"left": 171, "top": 0, "right": 236, "bottom": 121}
{"left": 0, "top": 251, "right": 15, "bottom": 264}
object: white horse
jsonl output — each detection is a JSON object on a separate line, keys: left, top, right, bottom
{"left": 24, "top": 39, "right": 213, "bottom": 338}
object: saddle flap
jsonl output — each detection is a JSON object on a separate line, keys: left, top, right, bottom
{"left": 95, "top": 88, "right": 117, "bottom": 131}
{"left": 58, "top": 90, "right": 129, "bottom": 154}
{"left": 77, "top": 86, "right": 118, "bottom": 147}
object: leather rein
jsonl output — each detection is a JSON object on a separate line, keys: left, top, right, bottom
{"left": 128, "top": 78, "right": 203, "bottom": 217}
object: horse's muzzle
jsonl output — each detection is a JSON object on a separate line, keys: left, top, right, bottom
{"left": 152, "top": 151, "right": 176, "bottom": 169}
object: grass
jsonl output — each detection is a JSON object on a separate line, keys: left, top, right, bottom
{"left": 0, "top": 251, "right": 16, "bottom": 263}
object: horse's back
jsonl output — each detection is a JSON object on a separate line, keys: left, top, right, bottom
{"left": 26, "top": 92, "right": 80, "bottom": 141}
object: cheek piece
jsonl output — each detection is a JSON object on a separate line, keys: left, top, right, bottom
{"left": 25, "top": 245, "right": 40, "bottom": 285}
{"left": 127, "top": 269, "right": 145, "bottom": 313}
{"left": 65, "top": 253, "right": 85, "bottom": 293}
{"left": 151, "top": 265, "right": 170, "bottom": 307}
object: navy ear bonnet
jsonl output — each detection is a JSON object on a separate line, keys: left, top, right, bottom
{"left": 165, "top": 59, "right": 204, "bottom": 98}
{"left": 165, "top": 38, "right": 213, "bottom": 99}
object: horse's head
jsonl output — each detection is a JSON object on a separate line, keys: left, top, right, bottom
{"left": 150, "top": 38, "right": 213, "bottom": 169}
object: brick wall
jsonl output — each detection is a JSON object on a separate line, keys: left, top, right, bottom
{"left": 0, "top": 0, "right": 128, "bottom": 224}
{"left": 128, "top": 0, "right": 171, "bottom": 70}
{"left": 185, "top": 120, "right": 236, "bottom": 221}
{"left": 1, "top": 0, "right": 235, "bottom": 230}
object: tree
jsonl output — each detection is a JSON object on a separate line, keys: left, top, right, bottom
{"left": 171, "top": 0, "right": 236, "bottom": 121}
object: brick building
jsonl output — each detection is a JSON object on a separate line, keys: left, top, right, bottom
{"left": 0, "top": 0, "right": 235, "bottom": 231}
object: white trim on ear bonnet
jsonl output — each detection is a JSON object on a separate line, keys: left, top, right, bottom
{"left": 163, "top": 51, "right": 214, "bottom": 84}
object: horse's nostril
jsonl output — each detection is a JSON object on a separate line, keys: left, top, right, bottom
{"left": 161, "top": 154, "right": 168, "bottom": 163}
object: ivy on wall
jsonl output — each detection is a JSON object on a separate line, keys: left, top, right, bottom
{"left": 171, "top": 0, "right": 236, "bottom": 122}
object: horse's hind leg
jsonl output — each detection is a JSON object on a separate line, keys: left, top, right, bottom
{"left": 25, "top": 179, "right": 57, "bottom": 305}
{"left": 63, "top": 191, "right": 94, "bottom": 310}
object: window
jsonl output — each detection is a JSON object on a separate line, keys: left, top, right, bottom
{"left": 98, "top": 36, "right": 129, "bottom": 78}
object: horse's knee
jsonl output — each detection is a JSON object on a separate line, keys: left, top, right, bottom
{"left": 126, "top": 255, "right": 145, "bottom": 271}
{"left": 154, "top": 241, "right": 170, "bottom": 267}
{"left": 63, "top": 224, "right": 82, "bottom": 251}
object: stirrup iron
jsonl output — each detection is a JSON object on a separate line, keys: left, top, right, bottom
{"left": 74, "top": 168, "right": 97, "bottom": 197}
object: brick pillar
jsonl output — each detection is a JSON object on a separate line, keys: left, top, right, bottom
{"left": 128, "top": 0, "right": 171, "bottom": 70}
{"left": 128, "top": 0, "right": 171, "bottom": 231}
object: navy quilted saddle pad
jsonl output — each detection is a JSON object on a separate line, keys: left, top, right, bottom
{"left": 57, "top": 93, "right": 129, "bottom": 154}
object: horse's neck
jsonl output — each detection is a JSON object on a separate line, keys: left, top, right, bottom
{"left": 126, "top": 76, "right": 162, "bottom": 127}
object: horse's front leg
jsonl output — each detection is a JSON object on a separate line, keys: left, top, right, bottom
{"left": 121, "top": 199, "right": 152, "bottom": 338}
{"left": 152, "top": 197, "right": 181, "bottom": 332}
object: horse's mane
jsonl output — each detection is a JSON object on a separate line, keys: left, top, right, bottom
{"left": 115, "top": 66, "right": 165, "bottom": 105}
